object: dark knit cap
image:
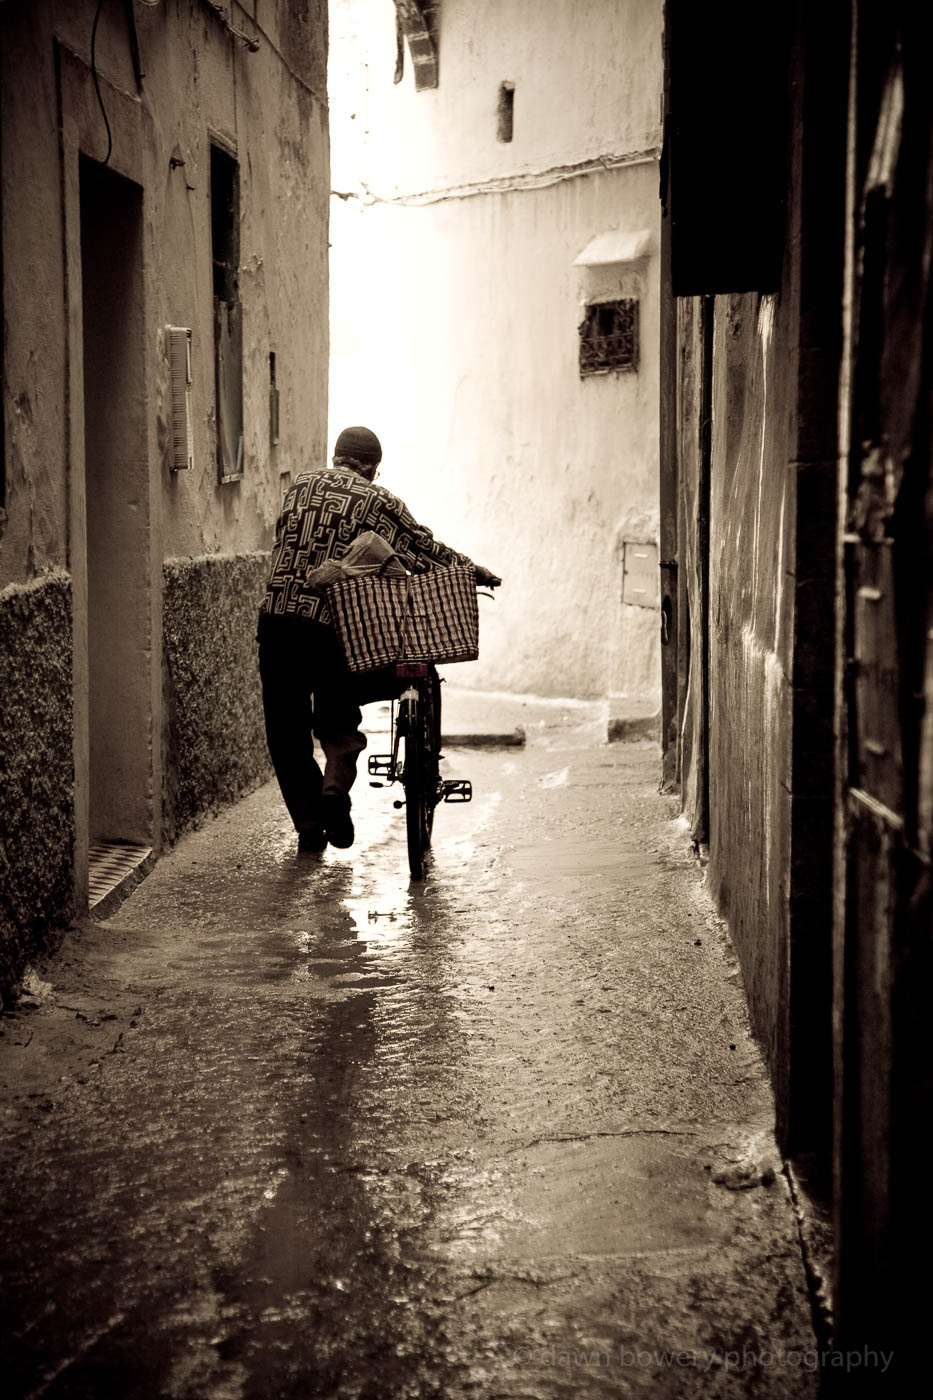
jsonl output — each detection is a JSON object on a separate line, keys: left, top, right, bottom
{"left": 334, "top": 425, "right": 382, "bottom": 464}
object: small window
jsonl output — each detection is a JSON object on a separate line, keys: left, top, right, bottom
{"left": 579, "top": 299, "right": 639, "bottom": 376}
{"left": 497, "top": 83, "right": 514, "bottom": 143}
{"left": 210, "top": 142, "right": 243, "bottom": 481}
{"left": 269, "top": 351, "right": 280, "bottom": 446}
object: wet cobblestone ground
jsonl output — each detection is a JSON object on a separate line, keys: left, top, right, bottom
{"left": 0, "top": 709, "right": 818, "bottom": 1398}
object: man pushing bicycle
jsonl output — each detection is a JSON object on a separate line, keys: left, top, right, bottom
{"left": 257, "top": 425, "right": 501, "bottom": 852}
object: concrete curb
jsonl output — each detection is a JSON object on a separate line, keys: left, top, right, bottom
{"left": 441, "top": 727, "right": 527, "bottom": 749}
{"left": 785, "top": 1157, "right": 834, "bottom": 1349}
{"left": 607, "top": 712, "right": 660, "bottom": 743}
{"left": 88, "top": 851, "right": 157, "bottom": 923}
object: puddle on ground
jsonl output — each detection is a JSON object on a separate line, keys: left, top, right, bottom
{"left": 507, "top": 836, "right": 659, "bottom": 880}
{"left": 343, "top": 897, "right": 413, "bottom": 947}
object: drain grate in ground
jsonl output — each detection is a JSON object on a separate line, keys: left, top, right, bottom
{"left": 88, "top": 842, "right": 152, "bottom": 908}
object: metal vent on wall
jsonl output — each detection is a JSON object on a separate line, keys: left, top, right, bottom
{"left": 622, "top": 542, "right": 659, "bottom": 608}
{"left": 166, "top": 325, "right": 194, "bottom": 470}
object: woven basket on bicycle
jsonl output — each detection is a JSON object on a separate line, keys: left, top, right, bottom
{"left": 326, "top": 564, "right": 479, "bottom": 676}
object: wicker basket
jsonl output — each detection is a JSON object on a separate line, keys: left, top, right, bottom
{"left": 327, "top": 565, "right": 479, "bottom": 675}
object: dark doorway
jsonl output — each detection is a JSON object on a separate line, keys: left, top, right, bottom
{"left": 79, "top": 156, "right": 150, "bottom": 846}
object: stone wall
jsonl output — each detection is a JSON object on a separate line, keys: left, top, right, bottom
{"left": 161, "top": 554, "right": 271, "bottom": 846}
{"left": 0, "top": 574, "right": 74, "bottom": 1003}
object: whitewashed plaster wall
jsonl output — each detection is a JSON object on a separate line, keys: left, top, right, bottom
{"left": 331, "top": 0, "right": 661, "bottom": 195}
{"left": 329, "top": 0, "right": 663, "bottom": 700}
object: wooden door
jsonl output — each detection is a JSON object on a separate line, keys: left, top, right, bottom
{"left": 837, "top": 4, "right": 933, "bottom": 1361}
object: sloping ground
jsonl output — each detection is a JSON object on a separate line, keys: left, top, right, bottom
{"left": 0, "top": 714, "right": 818, "bottom": 1399}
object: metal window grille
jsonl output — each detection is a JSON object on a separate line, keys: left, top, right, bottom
{"left": 579, "top": 299, "right": 639, "bottom": 376}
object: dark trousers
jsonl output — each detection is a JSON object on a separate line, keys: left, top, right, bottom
{"left": 257, "top": 614, "right": 404, "bottom": 833}
{"left": 258, "top": 615, "right": 368, "bottom": 833}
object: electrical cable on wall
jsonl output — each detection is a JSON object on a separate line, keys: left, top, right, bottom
{"left": 346, "top": 147, "right": 661, "bottom": 209}
{"left": 91, "top": 0, "right": 113, "bottom": 166}
{"left": 202, "top": 0, "right": 259, "bottom": 52}
{"left": 231, "top": 1, "right": 326, "bottom": 103}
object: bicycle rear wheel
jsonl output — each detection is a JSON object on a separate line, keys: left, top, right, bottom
{"left": 402, "top": 680, "right": 439, "bottom": 880}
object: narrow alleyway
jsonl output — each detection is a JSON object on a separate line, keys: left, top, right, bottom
{"left": 1, "top": 697, "right": 818, "bottom": 1399}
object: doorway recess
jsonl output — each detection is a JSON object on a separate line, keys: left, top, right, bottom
{"left": 79, "top": 156, "right": 152, "bottom": 851}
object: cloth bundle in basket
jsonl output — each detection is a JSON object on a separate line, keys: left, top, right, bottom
{"left": 327, "top": 564, "right": 479, "bottom": 674}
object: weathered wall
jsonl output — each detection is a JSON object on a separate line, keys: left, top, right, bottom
{"left": 161, "top": 553, "right": 270, "bottom": 845}
{"left": 0, "top": 0, "right": 330, "bottom": 940}
{"left": 44, "top": 0, "right": 330, "bottom": 560}
{"left": 0, "top": 574, "right": 74, "bottom": 1003}
{"left": 131, "top": 0, "right": 331, "bottom": 559}
{"left": 0, "top": 4, "right": 69, "bottom": 587}
{"left": 831, "top": 3, "right": 933, "bottom": 1363}
{"left": 1, "top": 0, "right": 329, "bottom": 576}
{"left": 705, "top": 292, "right": 797, "bottom": 1074}
{"left": 674, "top": 296, "right": 708, "bottom": 841}
{"left": 329, "top": 0, "right": 662, "bottom": 701}
{"left": 667, "top": 3, "right": 843, "bottom": 1149}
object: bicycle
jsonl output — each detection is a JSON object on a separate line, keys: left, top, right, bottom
{"left": 328, "top": 565, "right": 497, "bottom": 879}
{"left": 366, "top": 662, "right": 472, "bottom": 880}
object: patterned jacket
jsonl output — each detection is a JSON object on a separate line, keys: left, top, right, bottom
{"left": 260, "top": 468, "right": 472, "bottom": 623}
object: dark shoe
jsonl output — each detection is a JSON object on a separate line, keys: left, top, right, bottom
{"left": 321, "top": 793, "right": 354, "bottom": 849}
{"left": 297, "top": 825, "right": 327, "bottom": 853}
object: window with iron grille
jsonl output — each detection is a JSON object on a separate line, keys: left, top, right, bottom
{"left": 579, "top": 299, "right": 639, "bottom": 376}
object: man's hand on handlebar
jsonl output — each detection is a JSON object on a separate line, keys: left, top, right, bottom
{"left": 474, "top": 564, "right": 502, "bottom": 587}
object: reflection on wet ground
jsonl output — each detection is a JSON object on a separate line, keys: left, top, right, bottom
{"left": 0, "top": 738, "right": 818, "bottom": 1399}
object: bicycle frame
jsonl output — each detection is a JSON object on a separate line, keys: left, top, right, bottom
{"left": 367, "top": 662, "right": 471, "bottom": 879}
{"left": 365, "top": 583, "right": 497, "bottom": 878}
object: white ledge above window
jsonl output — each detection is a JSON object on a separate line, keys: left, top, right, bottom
{"left": 574, "top": 229, "right": 652, "bottom": 267}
